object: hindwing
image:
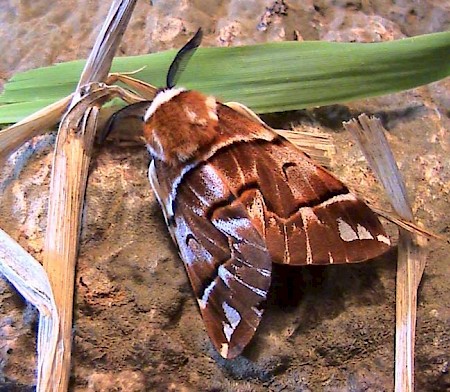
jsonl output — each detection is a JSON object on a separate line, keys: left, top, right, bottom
{"left": 205, "top": 134, "right": 391, "bottom": 265}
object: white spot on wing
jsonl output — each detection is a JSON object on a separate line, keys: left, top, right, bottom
{"left": 357, "top": 224, "right": 374, "bottom": 240}
{"left": 220, "top": 343, "right": 229, "bottom": 358}
{"left": 218, "top": 265, "right": 233, "bottom": 288}
{"left": 299, "top": 208, "right": 315, "bottom": 264}
{"left": 300, "top": 207, "right": 320, "bottom": 223}
{"left": 222, "top": 302, "right": 241, "bottom": 342}
{"left": 201, "top": 165, "right": 227, "bottom": 200}
{"left": 198, "top": 280, "right": 216, "bottom": 309}
{"left": 337, "top": 218, "right": 385, "bottom": 243}
{"left": 144, "top": 87, "right": 185, "bottom": 121}
{"left": 328, "top": 252, "right": 334, "bottom": 264}
{"left": 337, "top": 218, "right": 358, "bottom": 242}
{"left": 377, "top": 234, "right": 391, "bottom": 245}
{"left": 186, "top": 236, "right": 214, "bottom": 267}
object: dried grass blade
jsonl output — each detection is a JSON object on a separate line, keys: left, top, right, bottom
{"left": 276, "top": 128, "right": 333, "bottom": 167}
{"left": 0, "top": 95, "right": 72, "bottom": 161}
{"left": 107, "top": 72, "right": 157, "bottom": 99}
{"left": 41, "top": 1, "right": 137, "bottom": 391}
{"left": 344, "top": 114, "right": 427, "bottom": 392}
{"left": 369, "top": 205, "right": 447, "bottom": 243}
{"left": 77, "top": 1, "right": 137, "bottom": 87}
{"left": 0, "top": 228, "right": 59, "bottom": 391}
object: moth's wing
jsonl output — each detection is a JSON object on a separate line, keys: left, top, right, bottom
{"left": 211, "top": 105, "right": 391, "bottom": 265}
{"left": 150, "top": 161, "right": 271, "bottom": 359}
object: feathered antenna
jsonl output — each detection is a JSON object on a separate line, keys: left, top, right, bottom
{"left": 166, "top": 28, "right": 203, "bottom": 89}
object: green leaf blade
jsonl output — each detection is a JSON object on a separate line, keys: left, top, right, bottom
{"left": 0, "top": 32, "right": 449, "bottom": 123}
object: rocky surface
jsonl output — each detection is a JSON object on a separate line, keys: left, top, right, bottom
{"left": 0, "top": 0, "right": 449, "bottom": 391}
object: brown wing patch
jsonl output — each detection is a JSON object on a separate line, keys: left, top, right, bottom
{"left": 208, "top": 137, "right": 390, "bottom": 265}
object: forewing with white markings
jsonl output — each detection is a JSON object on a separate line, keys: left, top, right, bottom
{"left": 150, "top": 160, "right": 272, "bottom": 359}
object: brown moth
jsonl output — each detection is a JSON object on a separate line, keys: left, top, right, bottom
{"left": 142, "top": 29, "right": 390, "bottom": 359}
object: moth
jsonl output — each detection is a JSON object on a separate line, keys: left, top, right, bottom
{"left": 140, "top": 29, "right": 390, "bottom": 359}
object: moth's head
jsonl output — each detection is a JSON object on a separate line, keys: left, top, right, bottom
{"left": 143, "top": 28, "right": 218, "bottom": 164}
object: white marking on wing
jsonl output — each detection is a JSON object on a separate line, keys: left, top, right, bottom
{"left": 300, "top": 208, "right": 315, "bottom": 264}
{"left": 237, "top": 258, "right": 270, "bottom": 277}
{"left": 144, "top": 87, "right": 186, "bottom": 121}
{"left": 300, "top": 207, "right": 320, "bottom": 223}
{"left": 357, "top": 224, "right": 374, "bottom": 240}
{"left": 232, "top": 241, "right": 266, "bottom": 254}
{"left": 213, "top": 217, "right": 252, "bottom": 241}
{"left": 268, "top": 216, "right": 280, "bottom": 234}
{"left": 222, "top": 302, "right": 241, "bottom": 342}
{"left": 188, "top": 182, "right": 210, "bottom": 207}
{"left": 180, "top": 232, "right": 214, "bottom": 267}
{"left": 191, "top": 205, "right": 204, "bottom": 216}
{"left": 257, "top": 268, "right": 271, "bottom": 277}
{"left": 328, "top": 252, "right": 334, "bottom": 264}
{"left": 376, "top": 234, "right": 391, "bottom": 245}
{"left": 319, "top": 193, "right": 357, "bottom": 208}
{"left": 218, "top": 265, "right": 233, "bottom": 288}
{"left": 236, "top": 274, "right": 267, "bottom": 297}
{"left": 247, "top": 192, "right": 264, "bottom": 220}
{"left": 251, "top": 306, "right": 263, "bottom": 318}
{"left": 146, "top": 142, "right": 165, "bottom": 161}
{"left": 198, "top": 280, "right": 216, "bottom": 309}
{"left": 220, "top": 343, "right": 229, "bottom": 358}
{"left": 200, "top": 165, "right": 227, "bottom": 201}
{"left": 337, "top": 218, "right": 358, "bottom": 242}
{"left": 167, "top": 161, "right": 197, "bottom": 214}
{"left": 283, "top": 224, "right": 291, "bottom": 264}
{"left": 218, "top": 264, "right": 266, "bottom": 297}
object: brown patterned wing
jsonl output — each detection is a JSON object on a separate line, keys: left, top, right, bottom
{"left": 206, "top": 107, "right": 391, "bottom": 265}
{"left": 150, "top": 160, "right": 272, "bottom": 359}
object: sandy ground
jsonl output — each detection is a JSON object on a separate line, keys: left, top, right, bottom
{"left": 0, "top": 1, "right": 449, "bottom": 391}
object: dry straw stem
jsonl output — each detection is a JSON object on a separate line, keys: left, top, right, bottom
{"left": 0, "top": 78, "right": 145, "bottom": 164}
{"left": 344, "top": 114, "right": 427, "bottom": 392}
{"left": 107, "top": 71, "right": 158, "bottom": 99}
{"left": 41, "top": 1, "right": 137, "bottom": 391}
{"left": 0, "top": 228, "right": 59, "bottom": 391}
{"left": 0, "top": 95, "right": 72, "bottom": 162}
